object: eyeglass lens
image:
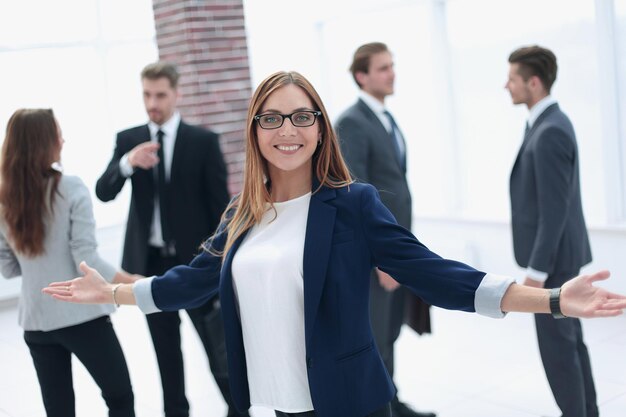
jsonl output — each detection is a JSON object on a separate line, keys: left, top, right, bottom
{"left": 257, "top": 111, "right": 318, "bottom": 129}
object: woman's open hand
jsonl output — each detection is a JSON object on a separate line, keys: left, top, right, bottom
{"left": 42, "top": 261, "right": 113, "bottom": 304}
{"left": 561, "top": 270, "right": 626, "bottom": 318}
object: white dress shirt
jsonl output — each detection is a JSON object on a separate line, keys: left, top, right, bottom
{"left": 527, "top": 95, "right": 557, "bottom": 129}
{"left": 231, "top": 192, "right": 314, "bottom": 412}
{"left": 119, "top": 112, "right": 181, "bottom": 248}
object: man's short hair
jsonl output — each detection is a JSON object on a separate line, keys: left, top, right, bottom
{"left": 349, "top": 42, "right": 389, "bottom": 88}
{"left": 508, "top": 45, "right": 558, "bottom": 93}
{"left": 141, "top": 61, "right": 180, "bottom": 88}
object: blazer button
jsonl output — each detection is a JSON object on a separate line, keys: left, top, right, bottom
{"left": 306, "top": 357, "right": 313, "bottom": 368}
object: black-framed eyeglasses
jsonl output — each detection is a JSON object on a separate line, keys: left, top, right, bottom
{"left": 254, "top": 111, "right": 322, "bottom": 129}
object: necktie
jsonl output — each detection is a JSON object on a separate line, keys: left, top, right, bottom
{"left": 383, "top": 110, "right": 406, "bottom": 170}
{"left": 156, "top": 129, "right": 172, "bottom": 248}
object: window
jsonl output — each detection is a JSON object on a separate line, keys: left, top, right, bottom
{"left": 0, "top": 0, "right": 158, "bottom": 227}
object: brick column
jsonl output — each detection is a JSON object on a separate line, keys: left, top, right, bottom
{"left": 151, "top": 0, "right": 252, "bottom": 194}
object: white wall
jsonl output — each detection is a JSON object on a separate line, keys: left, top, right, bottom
{"left": 413, "top": 218, "right": 626, "bottom": 295}
{"left": 245, "top": 0, "right": 626, "bottom": 229}
{"left": 0, "top": 0, "right": 158, "bottom": 228}
{"left": 0, "top": 0, "right": 158, "bottom": 299}
{"left": 1, "top": 0, "right": 625, "bottom": 299}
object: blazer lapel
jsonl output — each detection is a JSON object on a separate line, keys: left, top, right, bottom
{"left": 357, "top": 99, "right": 390, "bottom": 144}
{"left": 356, "top": 99, "right": 405, "bottom": 171}
{"left": 511, "top": 131, "right": 530, "bottom": 175}
{"left": 139, "top": 124, "right": 157, "bottom": 209}
{"left": 511, "top": 103, "right": 559, "bottom": 174}
{"left": 169, "top": 121, "right": 188, "bottom": 183}
{"left": 218, "top": 230, "right": 252, "bottom": 406}
{"left": 218, "top": 185, "right": 337, "bottom": 351}
{"left": 524, "top": 103, "right": 558, "bottom": 143}
{"left": 219, "top": 230, "right": 249, "bottom": 325}
{"left": 303, "top": 185, "right": 336, "bottom": 350}
{"left": 140, "top": 125, "right": 152, "bottom": 145}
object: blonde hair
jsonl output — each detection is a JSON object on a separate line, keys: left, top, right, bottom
{"left": 211, "top": 71, "right": 352, "bottom": 257}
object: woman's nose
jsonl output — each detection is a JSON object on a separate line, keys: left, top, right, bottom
{"left": 278, "top": 117, "right": 297, "bottom": 136}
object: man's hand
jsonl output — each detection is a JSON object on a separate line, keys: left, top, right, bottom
{"left": 376, "top": 268, "right": 400, "bottom": 292}
{"left": 128, "top": 142, "right": 160, "bottom": 170}
{"left": 523, "top": 276, "right": 545, "bottom": 288}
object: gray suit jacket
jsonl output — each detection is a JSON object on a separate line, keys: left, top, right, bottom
{"left": 336, "top": 99, "right": 431, "bottom": 334}
{"left": 0, "top": 175, "right": 116, "bottom": 331}
{"left": 509, "top": 103, "right": 592, "bottom": 277}
{"left": 335, "top": 99, "right": 412, "bottom": 229}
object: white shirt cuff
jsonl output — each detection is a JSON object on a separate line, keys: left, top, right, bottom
{"left": 474, "top": 273, "right": 516, "bottom": 318}
{"left": 133, "top": 276, "right": 161, "bottom": 314}
{"left": 525, "top": 267, "right": 548, "bottom": 282}
{"left": 119, "top": 154, "right": 135, "bottom": 178}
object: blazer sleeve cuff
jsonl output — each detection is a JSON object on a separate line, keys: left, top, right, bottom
{"left": 133, "top": 276, "right": 161, "bottom": 314}
{"left": 525, "top": 267, "right": 549, "bottom": 282}
{"left": 474, "top": 273, "right": 516, "bottom": 318}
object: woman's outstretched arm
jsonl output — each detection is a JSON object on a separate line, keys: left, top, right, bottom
{"left": 501, "top": 270, "right": 626, "bottom": 318}
{"left": 43, "top": 243, "right": 223, "bottom": 312}
{"left": 43, "top": 262, "right": 136, "bottom": 305}
{"left": 358, "top": 183, "right": 626, "bottom": 319}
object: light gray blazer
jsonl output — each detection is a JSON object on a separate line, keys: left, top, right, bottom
{"left": 0, "top": 175, "right": 116, "bottom": 331}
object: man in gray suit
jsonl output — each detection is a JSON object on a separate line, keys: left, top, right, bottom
{"left": 506, "top": 45, "right": 597, "bottom": 417}
{"left": 335, "top": 42, "right": 435, "bottom": 417}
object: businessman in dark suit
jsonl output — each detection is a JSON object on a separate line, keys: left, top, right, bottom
{"left": 335, "top": 43, "right": 435, "bottom": 417}
{"left": 506, "top": 45, "right": 597, "bottom": 417}
{"left": 96, "top": 62, "right": 247, "bottom": 417}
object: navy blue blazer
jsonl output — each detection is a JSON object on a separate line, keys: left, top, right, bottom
{"left": 148, "top": 182, "right": 486, "bottom": 417}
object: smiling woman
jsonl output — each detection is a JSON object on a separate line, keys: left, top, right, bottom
{"left": 255, "top": 84, "right": 323, "bottom": 194}
{"left": 42, "top": 71, "right": 626, "bottom": 417}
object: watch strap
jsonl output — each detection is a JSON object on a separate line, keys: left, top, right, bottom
{"left": 549, "top": 287, "right": 566, "bottom": 319}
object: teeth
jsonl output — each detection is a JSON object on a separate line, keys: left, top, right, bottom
{"left": 276, "top": 145, "right": 301, "bottom": 151}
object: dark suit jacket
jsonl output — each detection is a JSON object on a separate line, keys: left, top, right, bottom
{"left": 335, "top": 98, "right": 430, "bottom": 332}
{"left": 148, "top": 183, "right": 486, "bottom": 417}
{"left": 96, "top": 120, "right": 229, "bottom": 274}
{"left": 335, "top": 99, "right": 411, "bottom": 228}
{"left": 509, "top": 103, "right": 591, "bottom": 277}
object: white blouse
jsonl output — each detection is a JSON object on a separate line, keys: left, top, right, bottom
{"left": 231, "top": 192, "right": 314, "bottom": 413}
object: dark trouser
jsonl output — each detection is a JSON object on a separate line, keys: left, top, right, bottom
{"left": 536, "top": 271, "right": 598, "bottom": 417}
{"left": 369, "top": 271, "right": 406, "bottom": 386}
{"left": 146, "top": 247, "right": 247, "bottom": 417}
{"left": 24, "top": 316, "right": 135, "bottom": 417}
{"left": 275, "top": 403, "right": 391, "bottom": 417}
{"left": 145, "top": 310, "right": 188, "bottom": 417}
